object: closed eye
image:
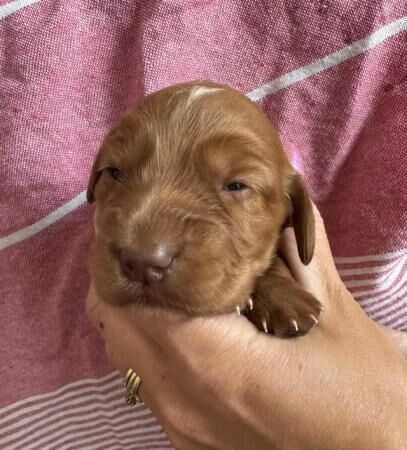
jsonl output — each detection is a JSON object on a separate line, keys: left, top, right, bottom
{"left": 223, "top": 182, "right": 248, "bottom": 192}
{"left": 105, "top": 167, "right": 125, "bottom": 181}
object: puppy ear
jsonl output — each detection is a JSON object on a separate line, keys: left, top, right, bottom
{"left": 87, "top": 155, "right": 103, "bottom": 204}
{"left": 286, "top": 173, "right": 315, "bottom": 265}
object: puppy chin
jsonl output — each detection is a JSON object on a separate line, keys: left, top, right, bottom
{"left": 91, "top": 275, "right": 140, "bottom": 307}
{"left": 149, "top": 280, "right": 253, "bottom": 316}
{"left": 90, "top": 238, "right": 256, "bottom": 314}
{"left": 95, "top": 269, "right": 250, "bottom": 315}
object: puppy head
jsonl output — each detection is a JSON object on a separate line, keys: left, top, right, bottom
{"left": 87, "top": 81, "right": 314, "bottom": 314}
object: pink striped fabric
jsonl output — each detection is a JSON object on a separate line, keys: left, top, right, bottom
{"left": 1, "top": 1, "right": 406, "bottom": 448}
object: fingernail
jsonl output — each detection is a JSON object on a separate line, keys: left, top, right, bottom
{"left": 285, "top": 142, "right": 304, "bottom": 175}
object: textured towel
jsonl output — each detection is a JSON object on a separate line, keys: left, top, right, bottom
{"left": 1, "top": 1, "right": 406, "bottom": 448}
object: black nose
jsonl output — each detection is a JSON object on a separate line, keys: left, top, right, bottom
{"left": 119, "top": 243, "right": 175, "bottom": 284}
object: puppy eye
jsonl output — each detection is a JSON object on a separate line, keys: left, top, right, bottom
{"left": 105, "top": 167, "right": 124, "bottom": 181}
{"left": 223, "top": 182, "right": 247, "bottom": 192}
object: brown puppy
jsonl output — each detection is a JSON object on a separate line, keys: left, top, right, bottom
{"left": 87, "top": 81, "right": 321, "bottom": 337}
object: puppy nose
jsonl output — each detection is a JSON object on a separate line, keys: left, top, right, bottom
{"left": 119, "top": 244, "right": 175, "bottom": 284}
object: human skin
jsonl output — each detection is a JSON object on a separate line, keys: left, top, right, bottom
{"left": 86, "top": 205, "right": 407, "bottom": 450}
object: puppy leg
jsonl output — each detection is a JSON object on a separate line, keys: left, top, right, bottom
{"left": 246, "top": 256, "right": 322, "bottom": 337}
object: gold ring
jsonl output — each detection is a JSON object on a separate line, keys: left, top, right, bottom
{"left": 124, "top": 368, "right": 143, "bottom": 406}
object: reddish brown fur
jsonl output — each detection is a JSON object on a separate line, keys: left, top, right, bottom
{"left": 88, "top": 81, "right": 321, "bottom": 336}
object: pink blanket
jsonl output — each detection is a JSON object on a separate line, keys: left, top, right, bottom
{"left": 1, "top": 1, "right": 406, "bottom": 448}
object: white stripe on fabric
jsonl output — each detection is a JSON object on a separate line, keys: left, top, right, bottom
{"left": 383, "top": 313, "right": 407, "bottom": 330}
{"left": 373, "top": 305, "right": 407, "bottom": 327}
{"left": 100, "top": 441, "right": 171, "bottom": 450}
{"left": 0, "top": 371, "right": 119, "bottom": 425}
{"left": 0, "top": 0, "right": 40, "bottom": 20}
{"left": 1, "top": 406, "right": 150, "bottom": 448}
{"left": 24, "top": 415, "right": 158, "bottom": 450}
{"left": 352, "top": 276, "right": 406, "bottom": 300}
{"left": 0, "top": 386, "right": 123, "bottom": 433}
{"left": 103, "top": 440, "right": 172, "bottom": 450}
{"left": 365, "top": 294, "right": 407, "bottom": 318}
{"left": 358, "top": 284, "right": 407, "bottom": 308}
{"left": 102, "top": 442, "right": 171, "bottom": 450}
{"left": 50, "top": 429, "right": 166, "bottom": 450}
{"left": 337, "top": 258, "right": 402, "bottom": 276}
{"left": 0, "top": 392, "right": 131, "bottom": 446}
{"left": 247, "top": 15, "right": 407, "bottom": 101}
{"left": 0, "top": 371, "right": 161, "bottom": 448}
{"left": 334, "top": 249, "right": 407, "bottom": 264}
{"left": 359, "top": 281, "right": 406, "bottom": 307}
{"left": 46, "top": 417, "right": 160, "bottom": 450}
{"left": 54, "top": 435, "right": 169, "bottom": 450}
{"left": 344, "top": 265, "right": 403, "bottom": 292}
{"left": 344, "top": 260, "right": 404, "bottom": 291}
{"left": 343, "top": 263, "right": 404, "bottom": 288}
{"left": 2, "top": 16, "right": 407, "bottom": 250}
{"left": 0, "top": 191, "right": 87, "bottom": 251}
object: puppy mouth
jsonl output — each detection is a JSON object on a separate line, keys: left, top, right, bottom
{"left": 122, "top": 279, "right": 189, "bottom": 312}
{"left": 115, "top": 262, "right": 212, "bottom": 312}
{"left": 97, "top": 230, "right": 248, "bottom": 313}
{"left": 118, "top": 266, "right": 172, "bottom": 303}
{"left": 118, "top": 265, "right": 252, "bottom": 316}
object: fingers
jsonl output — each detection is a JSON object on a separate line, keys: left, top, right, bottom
{"left": 310, "top": 203, "right": 337, "bottom": 267}
{"left": 86, "top": 284, "right": 171, "bottom": 409}
{"left": 86, "top": 283, "right": 163, "bottom": 380}
{"left": 87, "top": 285, "right": 211, "bottom": 417}
{"left": 279, "top": 202, "right": 343, "bottom": 309}
{"left": 284, "top": 142, "right": 304, "bottom": 174}
{"left": 85, "top": 283, "right": 106, "bottom": 332}
{"left": 86, "top": 283, "right": 148, "bottom": 341}
{"left": 86, "top": 283, "right": 263, "bottom": 375}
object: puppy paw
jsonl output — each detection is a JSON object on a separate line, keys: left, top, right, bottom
{"left": 245, "top": 290, "right": 322, "bottom": 338}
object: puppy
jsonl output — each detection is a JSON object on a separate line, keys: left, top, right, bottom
{"left": 87, "top": 81, "right": 321, "bottom": 337}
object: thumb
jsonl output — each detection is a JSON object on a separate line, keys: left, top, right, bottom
{"left": 279, "top": 203, "right": 342, "bottom": 307}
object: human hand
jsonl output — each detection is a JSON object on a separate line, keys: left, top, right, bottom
{"left": 86, "top": 205, "right": 407, "bottom": 450}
